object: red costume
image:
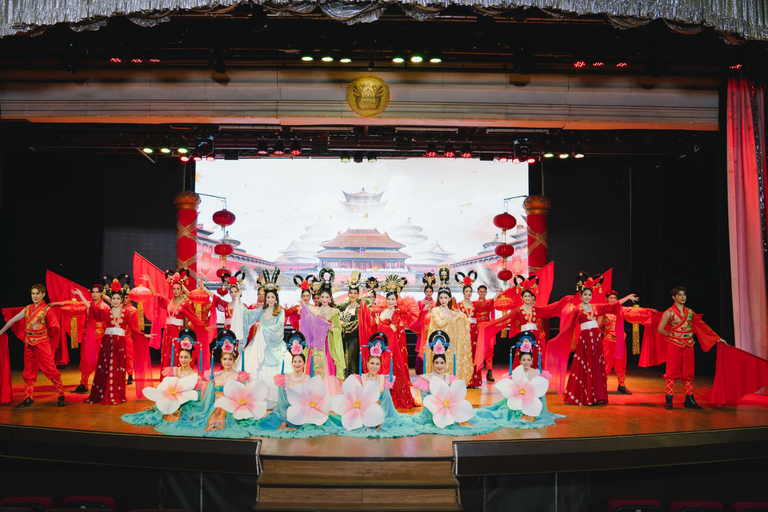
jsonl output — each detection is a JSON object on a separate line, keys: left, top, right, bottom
{"left": 284, "top": 303, "right": 303, "bottom": 331}
{"left": 79, "top": 299, "right": 108, "bottom": 386}
{"left": 473, "top": 298, "right": 495, "bottom": 370}
{"left": 662, "top": 305, "right": 719, "bottom": 396}
{"left": 599, "top": 312, "right": 626, "bottom": 387}
{"left": 454, "top": 301, "right": 483, "bottom": 387}
{"left": 22, "top": 303, "right": 64, "bottom": 400}
{"left": 158, "top": 295, "right": 205, "bottom": 369}
{"left": 211, "top": 295, "right": 233, "bottom": 329}
{"left": 123, "top": 303, "right": 138, "bottom": 377}
{"left": 87, "top": 304, "right": 145, "bottom": 405}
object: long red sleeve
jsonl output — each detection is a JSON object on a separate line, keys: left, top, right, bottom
{"left": 46, "top": 306, "right": 61, "bottom": 345}
{"left": 692, "top": 315, "right": 720, "bottom": 352}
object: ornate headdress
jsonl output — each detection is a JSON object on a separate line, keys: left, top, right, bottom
{"left": 382, "top": 274, "right": 408, "bottom": 296}
{"left": 345, "top": 270, "right": 361, "bottom": 291}
{"left": 220, "top": 270, "right": 246, "bottom": 290}
{"left": 513, "top": 330, "right": 541, "bottom": 368}
{"left": 367, "top": 332, "right": 389, "bottom": 358}
{"left": 165, "top": 268, "right": 189, "bottom": 286}
{"left": 428, "top": 330, "right": 451, "bottom": 355}
{"left": 366, "top": 276, "right": 379, "bottom": 293}
{"left": 454, "top": 270, "right": 478, "bottom": 289}
{"left": 102, "top": 273, "right": 130, "bottom": 298}
{"left": 176, "top": 328, "right": 198, "bottom": 351}
{"left": 261, "top": 267, "right": 281, "bottom": 292}
{"left": 513, "top": 274, "right": 539, "bottom": 297}
{"left": 213, "top": 329, "right": 238, "bottom": 357}
{"left": 292, "top": 274, "right": 317, "bottom": 293}
{"left": 422, "top": 272, "right": 436, "bottom": 291}
{"left": 437, "top": 265, "right": 451, "bottom": 294}
{"left": 576, "top": 272, "right": 604, "bottom": 293}
{"left": 317, "top": 267, "right": 336, "bottom": 294}
{"left": 285, "top": 330, "right": 308, "bottom": 356}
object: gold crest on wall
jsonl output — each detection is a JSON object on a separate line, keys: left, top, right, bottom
{"left": 347, "top": 76, "right": 390, "bottom": 117}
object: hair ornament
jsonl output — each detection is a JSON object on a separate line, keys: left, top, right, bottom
{"left": 293, "top": 274, "right": 317, "bottom": 291}
{"left": 428, "top": 330, "right": 451, "bottom": 354}
{"left": 345, "top": 270, "right": 361, "bottom": 291}
{"left": 102, "top": 273, "right": 130, "bottom": 297}
{"left": 382, "top": 274, "right": 408, "bottom": 295}
{"left": 262, "top": 267, "right": 281, "bottom": 292}
{"left": 367, "top": 332, "right": 389, "bottom": 356}
{"left": 285, "top": 330, "right": 308, "bottom": 355}
{"left": 454, "top": 270, "right": 478, "bottom": 288}
{"left": 422, "top": 272, "right": 436, "bottom": 290}
{"left": 576, "top": 272, "right": 604, "bottom": 293}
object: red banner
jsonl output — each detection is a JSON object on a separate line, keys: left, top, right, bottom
{"left": 711, "top": 343, "right": 768, "bottom": 406}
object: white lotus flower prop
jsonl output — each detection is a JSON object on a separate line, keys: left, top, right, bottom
{"left": 143, "top": 374, "right": 199, "bottom": 415}
{"left": 286, "top": 375, "right": 330, "bottom": 426}
{"left": 423, "top": 378, "right": 474, "bottom": 429}
{"left": 331, "top": 376, "right": 384, "bottom": 430}
{"left": 495, "top": 368, "right": 549, "bottom": 417}
{"left": 214, "top": 379, "right": 268, "bottom": 420}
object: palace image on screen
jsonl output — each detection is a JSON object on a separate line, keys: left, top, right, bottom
{"left": 196, "top": 158, "right": 529, "bottom": 305}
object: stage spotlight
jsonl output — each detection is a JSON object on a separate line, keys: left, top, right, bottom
{"left": 196, "top": 137, "right": 214, "bottom": 158}
{"left": 543, "top": 141, "right": 554, "bottom": 158}
{"left": 180, "top": 155, "right": 190, "bottom": 162}
{"left": 208, "top": 48, "right": 227, "bottom": 74}
{"left": 410, "top": 54, "right": 423, "bottom": 63}
{"left": 339, "top": 51, "right": 352, "bottom": 63}
{"left": 443, "top": 143, "right": 455, "bottom": 158}
{"left": 192, "top": 153, "right": 202, "bottom": 162}
{"left": 559, "top": 152, "right": 570, "bottom": 159}
{"left": 616, "top": 61, "right": 628, "bottom": 68}
{"left": 461, "top": 143, "right": 473, "bottom": 158}
{"left": 729, "top": 63, "right": 743, "bottom": 70}
{"left": 109, "top": 57, "right": 122, "bottom": 64}
{"left": 291, "top": 140, "right": 302, "bottom": 156}
{"left": 160, "top": 147, "right": 171, "bottom": 154}
{"left": 574, "top": 142, "right": 585, "bottom": 159}
{"left": 300, "top": 48, "right": 314, "bottom": 62}
{"left": 149, "top": 58, "right": 161, "bottom": 63}
{"left": 512, "top": 154, "right": 521, "bottom": 164}
{"left": 367, "top": 152, "right": 378, "bottom": 162}
{"left": 353, "top": 153, "right": 364, "bottom": 163}
{"left": 340, "top": 152, "right": 351, "bottom": 163}
{"left": 497, "top": 155, "right": 509, "bottom": 163}
{"left": 573, "top": 60, "right": 587, "bottom": 68}
{"left": 392, "top": 52, "right": 405, "bottom": 64}
{"left": 425, "top": 142, "right": 438, "bottom": 158}
{"left": 428, "top": 53, "right": 443, "bottom": 64}
{"left": 340, "top": 57, "right": 352, "bottom": 63}
{"left": 206, "top": 155, "right": 215, "bottom": 162}
{"left": 257, "top": 140, "right": 269, "bottom": 155}
{"left": 321, "top": 55, "right": 334, "bottom": 63}
{"left": 592, "top": 61, "right": 605, "bottom": 67}
{"left": 515, "top": 138, "right": 533, "bottom": 162}
{"left": 142, "top": 146, "right": 154, "bottom": 154}
{"left": 526, "top": 156, "right": 537, "bottom": 164}
{"left": 177, "top": 146, "right": 189, "bottom": 154}
{"left": 273, "top": 140, "right": 285, "bottom": 155}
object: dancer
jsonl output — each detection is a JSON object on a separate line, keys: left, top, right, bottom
{"left": 599, "top": 290, "right": 639, "bottom": 395}
{"left": 143, "top": 270, "right": 206, "bottom": 368}
{"left": 273, "top": 331, "right": 311, "bottom": 429}
{"left": 72, "top": 283, "right": 109, "bottom": 394}
{"left": 413, "top": 273, "right": 436, "bottom": 375}
{"left": 285, "top": 275, "right": 315, "bottom": 330}
{"left": 415, "top": 332, "right": 459, "bottom": 391}
{"left": 337, "top": 271, "right": 362, "bottom": 378}
{"left": 424, "top": 266, "right": 472, "bottom": 382}
{"left": 122, "top": 285, "right": 138, "bottom": 385}
{"left": 203, "top": 335, "right": 251, "bottom": 433}
{"left": 358, "top": 334, "right": 399, "bottom": 420}
{"left": 0, "top": 284, "right": 66, "bottom": 407}
{"left": 75, "top": 276, "right": 155, "bottom": 405}
{"left": 473, "top": 285, "right": 496, "bottom": 382}
{"left": 657, "top": 286, "right": 723, "bottom": 410}
{"left": 239, "top": 268, "right": 286, "bottom": 406}
{"left": 204, "top": 271, "right": 247, "bottom": 330}
{"left": 454, "top": 271, "right": 482, "bottom": 388}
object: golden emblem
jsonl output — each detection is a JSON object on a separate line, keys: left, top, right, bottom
{"left": 347, "top": 76, "right": 390, "bottom": 117}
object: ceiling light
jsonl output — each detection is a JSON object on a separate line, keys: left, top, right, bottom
{"left": 425, "top": 142, "right": 437, "bottom": 158}
{"left": 291, "top": 140, "right": 302, "bottom": 156}
{"left": 273, "top": 140, "right": 285, "bottom": 155}
{"left": 461, "top": 143, "right": 472, "bottom": 158}
{"left": 443, "top": 143, "right": 455, "bottom": 158}
{"left": 410, "top": 54, "right": 423, "bottom": 63}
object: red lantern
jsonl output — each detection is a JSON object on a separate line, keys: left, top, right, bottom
{"left": 61, "top": 299, "right": 87, "bottom": 348}
{"left": 214, "top": 243, "right": 234, "bottom": 256}
{"left": 494, "top": 243, "right": 514, "bottom": 259}
{"left": 497, "top": 269, "right": 513, "bottom": 282}
{"left": 494, "top": 294, "right": 514, "bottom": 312}
{"left": 217, "top": 286, "right": 228, "bottom": 296}
{"left": 188, "top": 287, "right": 210, "bottom": 320}
{"left": 212, "top": 209, "right": 236, "bottom": 228}
{"left": 216, "top": 267, "right": 230, "bottom": 278}
{"left": 493, "top": 212, "right": 517, "bottom": 231}
{"left": 130, "top": 285, "right": 152, "bottom": 330}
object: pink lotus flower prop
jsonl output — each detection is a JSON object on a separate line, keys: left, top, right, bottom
{"left": 290, "top": 342, "right": 303, "bottom": 355}
{"left": 433, "top": 342, "right": 445, "bottom": 355}
{"left": 495, "top": 367, "right": 549, "bottom": 417}
{"left": 214, "top": 379, "right": 268, "bottom": 420}
{"left": 520, "top": 341, "right": 533, "bottom": 353}
{"left": 222, "top": 342, "right": 235, "bottom": 354}
{"left": 423, "top": 378, "right": 474, "bottom": 429}
{"left": 286, "top": 375, "right": 330, "bottom": 426}
{"left": 142, "top": 374, "right": 200, "bottom": 415}
{"left": 180, "top": 340, "right": 193, "bottom": 350}
{"left": 331, "top": 376, "right": 384, "bottom": 430}
{"left": 370, "top": 346, "right": 382, "bottom": 357}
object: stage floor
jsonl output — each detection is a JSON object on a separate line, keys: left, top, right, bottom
{"left": 2, "top": 365, "right": 767, "bottom": 460}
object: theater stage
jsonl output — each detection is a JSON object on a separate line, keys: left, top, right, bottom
{"left": 1, "top": 366, "right": 767, "bottom": 511}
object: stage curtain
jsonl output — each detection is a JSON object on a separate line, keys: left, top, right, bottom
{"left": 726, "top": 75, "right": 768, "bottom": 362}
{"left": 711, "top": 343, "right": 768, "bottom": 406}
{"left": 0, "top": 0, "right": 766, "bottom": 40}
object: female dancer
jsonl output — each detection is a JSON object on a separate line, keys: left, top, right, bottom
{"left": 453, "top": 271, "right": 482, "bottom": 388}
{"left": 143, "top": 270, "right": 206, "bottom": 369}
{"left": 75, "top": 277, "right": 155, "bottom": 405}
{"left": 413, "top": 273, "right": 436, "bottom": 374}
{"left": 284, "top": 275, "right": 315, "bottom": 331}
{"left": 272, "top": 333, "right": 312, "bottom": 429}
{"left": 337, "top": 271, "right": 362, "bottom": 377}
{"left": 203, "top": 271, "right": 247, "bottom": 331}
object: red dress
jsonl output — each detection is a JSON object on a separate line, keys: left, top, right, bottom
{"left": 455, "top": 301, "right": 482, "bottom": 387}
{"left": 87, "top": 305, "right": 145, "bottom": 405}
{"left": 284, "top": 304, "right": 302, "bottom": 331}
{"left": 563, "top": 302, "right": 620, "bottom": 405}
{"left": 211, "top": 295, "right": 232, "bottom": 329}
{"left": 158, "top": 296, "right": 205, "bottom": 369}
{"left": 80, "top": 298, "right": 108, "bottom": 386}
{"left": 473, "top": 299, "right": 495, "bottom": 368}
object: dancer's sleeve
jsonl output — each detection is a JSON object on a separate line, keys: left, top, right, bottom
{"left": 692, "top": 313, "right": 721, "bottom": 352}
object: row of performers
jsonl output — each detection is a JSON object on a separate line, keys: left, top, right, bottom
{"left": 122, "top": 328, "right": 564, "bottom": 438}
{"left": 0, "top": 265, "right": 725, "bottom": 412}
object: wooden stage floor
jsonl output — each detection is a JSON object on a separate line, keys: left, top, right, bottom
{"left": 2, "top": 365, "right": 767, "bottom": 463}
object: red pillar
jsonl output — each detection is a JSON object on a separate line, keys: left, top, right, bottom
{"left": 523, "top": 195, "right": 551, "bottom": 274}
{"left": 173, "top": 191, "right": 201, "bottom": 288}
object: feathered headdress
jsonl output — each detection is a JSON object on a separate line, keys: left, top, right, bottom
{"left": 317, "top": 267, "right": 336, "bottom": 294}
{"left": 422, "top": 272, "right": 436, "bottom": 291}
{"left": 292, "top": 274, "right": 317, "bottom": 292}
{"left": 454, "top": 270, "right": 478, "bottom": 289}
{"left": 165, "top": 268, "right": 189, "bottom": 286}
{"left": 438, "top": 265, "right": 451, "bottom": 294}
{"left": 576, "top": 271, "right": 604, "bottom": 293}
{"left": 345, "top": 270, "right": 361, "bottom": 291}
{"left": 102, "top": 273, "right": 130, "bottom": 297}
{"left": 428, "top": 330, "right": 451, "bottom": 355}
{"left": 513, "top": 274, "right": 539, "bottom": 297}
{"left": 367, "top": 332, "right": 389, "bottom": 358}
{"left": 382, "top": 274, "right": 408, "bottom": 296}
{"left": 262, "top": 267, "right": 281, "bottom": 292}
{"left": 285, "top": 330, "right": 308, "bottom": 356}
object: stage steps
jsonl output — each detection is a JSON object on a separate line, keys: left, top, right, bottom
{"left": 254, "top": 457, "right": 462, "bottom": 512}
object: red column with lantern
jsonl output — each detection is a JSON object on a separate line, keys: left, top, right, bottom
{"left": 173, "top": 191, "right": 201, "bottom": 288}
{"left": 523, "top": 195, "right": 551, "bottom": 274}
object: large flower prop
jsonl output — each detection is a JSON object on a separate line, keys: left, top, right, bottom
{"left": 495, "top": 369, "right": 549, "bottom": 417}
{"left": 423, "top": 378, "right": 474, "bottom": 429}
{"left": 331, "top": 376, "right": 384, "bottom": 431}
{"left": 142, "top": 374, "right": 199, "bottom": 415}
{"left": 214, "top": 379, "right": 268, "bottom": 420}
{"left": 286, "top": 375, "right": 330, "bottom": 426}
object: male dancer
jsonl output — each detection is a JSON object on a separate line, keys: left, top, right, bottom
{"left": 600, "top": 290, "right": 639, "bottom": 395}
{"left": 0, "top": 284, "right": 66, "bottom": 407}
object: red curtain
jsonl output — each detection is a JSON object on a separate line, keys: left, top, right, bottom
{"left": 726, "top": 76, "right": 768, "bottom": 362}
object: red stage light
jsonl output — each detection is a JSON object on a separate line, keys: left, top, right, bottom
{"left": 729, "top": 64, "right": 743, "bottom": 69}
{"left": 109, "top": 57, "right": 122, "bottom": 63}
{"left": 616, "top": 62, "right": 628, "bottom": 68}
{"left": 192, "top": 155, "right": 202, "bottom": 162}
{"left": 149, "top": 58, "right": 161, "bottom": 63}
{"left": 180, "top": 155, "right": 190, "bottom": 162}
{"left": 574, "top": 60, "right": 586, "bottom": 68}
{"left": 592, "top": 61, "right": 604, "bottom": 67}
{"left": 512, "top": 157, "right": 521, "bottom": 164}
{"left": 131, "top": 58, "right": 143, "bottom": 63}
{"left": 291, "top": 148, "right": 302, "bottom": 156}
{"left": 444, "top": 150, "right": 455, "bottom": 158}
{"left": 206, "top": 155, "right": 215, "bottom": 161}
{"left": 498, "top": 156, "right": 509, "bottom": 163}
{"left": 425, "top": 151, "right": 437, "bottom": 157}
{"left": 526, "top": 157, "right": 537, "bottom": 164}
